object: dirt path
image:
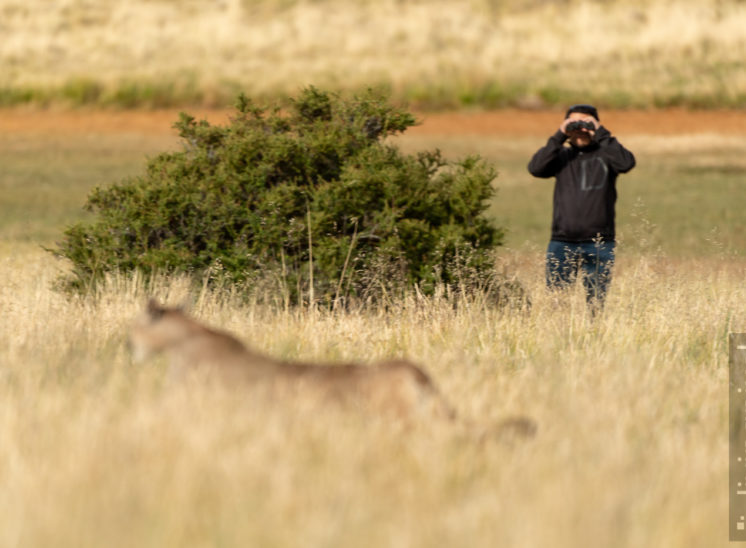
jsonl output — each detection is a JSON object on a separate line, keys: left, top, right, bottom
{"left": 1, "top": 108, "right": 745, "bottom": 137}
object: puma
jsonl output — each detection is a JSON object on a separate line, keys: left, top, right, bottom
{"left": 130, "top": 299, "right": 536, "bottom": 439}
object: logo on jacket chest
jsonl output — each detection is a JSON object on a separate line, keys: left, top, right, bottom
{"left": 578, "top": 156, "right": 609, "bottom": 191}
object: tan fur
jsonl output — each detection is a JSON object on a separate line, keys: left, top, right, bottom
{"left": 129, "top": 299, "right": 536, "bottom": 437}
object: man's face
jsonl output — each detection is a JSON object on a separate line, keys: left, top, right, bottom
{"left": 565, "top": 112, "right": 596, "bottom": 148}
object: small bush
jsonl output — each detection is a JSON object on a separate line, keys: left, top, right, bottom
{"left": 52, "top": 87, "right": 505, "bottom": 305}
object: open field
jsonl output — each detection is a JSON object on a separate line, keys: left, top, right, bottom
{"left": 3, "top": 107, "right": 744, "bottom": 255}
{"left": 0, "top": 108, "right": 744, "bottom": 547}
{"left": 2, "top": 0, "right": 746, "bottom": 108}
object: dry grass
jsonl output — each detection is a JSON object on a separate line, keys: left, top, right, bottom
{"left": 1, "top": 103, "right": 743, "bottom": 545}
{"left": 2, "top": 0, "right": 746, "bottom": 107}
{"left": 1, "top": 241, "right": 742, "bottom": 547}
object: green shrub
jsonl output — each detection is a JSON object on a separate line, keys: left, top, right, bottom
{"left": 52, "top": 87, "right": 505, "bottom": 305}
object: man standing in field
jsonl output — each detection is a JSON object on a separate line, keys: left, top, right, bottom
{"left": 528, "top": 104, "right": 636, "bottom": 311}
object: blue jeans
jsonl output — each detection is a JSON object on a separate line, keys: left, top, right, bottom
{"left": 546, "top": 240, "right": 615, "bottom": 306}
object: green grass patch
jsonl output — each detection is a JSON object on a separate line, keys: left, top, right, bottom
{"left": 0, "top": 134, "right": 176, "bottom": 243}
{"left": 3, "top": 74, "right": 746, "bottom": 111}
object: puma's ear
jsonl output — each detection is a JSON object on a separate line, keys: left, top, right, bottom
{"left": 146, "top": 298, "right": 166, "bottom": 320}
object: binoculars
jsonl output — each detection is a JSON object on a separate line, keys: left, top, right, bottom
{"left": 566, "top": 120, "right": 595, "bottom": 132}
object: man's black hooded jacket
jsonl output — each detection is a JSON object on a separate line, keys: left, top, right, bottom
{"left": 528, "top": 126, "right": 636, "bottom": 243}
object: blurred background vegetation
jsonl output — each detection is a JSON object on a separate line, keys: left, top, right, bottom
{"left": 2, "top": 0, "right": 745, "bottom": 109}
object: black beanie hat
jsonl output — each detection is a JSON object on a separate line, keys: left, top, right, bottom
{"left": 565, "top": 104, "right": 599, "bottom": 121}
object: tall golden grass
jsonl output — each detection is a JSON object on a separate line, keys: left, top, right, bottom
{"left": 2, "top": 0, "right": 746, "bottom": 107}
{"left": 1, "top": 241, "right": 742, "bottom": 547}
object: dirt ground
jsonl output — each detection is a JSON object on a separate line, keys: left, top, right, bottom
{"left": 1, "top": 107, "right": 745, "bottom": 137}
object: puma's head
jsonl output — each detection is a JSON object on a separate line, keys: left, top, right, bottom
{"left": 129, "top": 299, "right": 196, "bottom": 363}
